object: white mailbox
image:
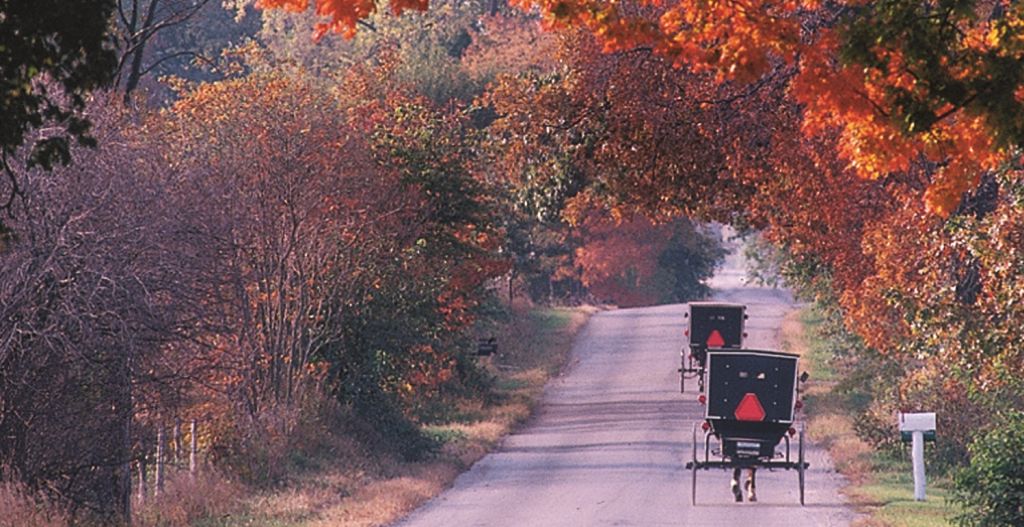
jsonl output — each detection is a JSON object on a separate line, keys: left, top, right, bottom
{"left": 898, "top": 412, "right": 936, "bottom": 501}
{"left": 899, "top": 412, "right": 936, "bottom": 442}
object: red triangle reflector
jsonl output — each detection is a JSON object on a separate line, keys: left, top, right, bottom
{"left": 734, "top": 393, "right": 766, "bottom": 421}
{"left": 706, "top": 329, "right": 725, "bottom": 347}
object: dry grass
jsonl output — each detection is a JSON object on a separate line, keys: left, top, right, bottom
{"left": 810, "top": 414, "right": 875, "bottom": 481}
{"left": 307, "top": 463, "right": 459, "bottom": 527}
{"left": 0, "top": 478, "right": 70, "bottom": 527}
{"left": 221, "top": 305, "right": 597, "bottom": 527}
{"left": 780, "top": 309, "right": 876, "bottom": 485}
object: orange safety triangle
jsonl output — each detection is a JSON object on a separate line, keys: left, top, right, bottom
{"left": 734, "top": 393, "right": 766, "bottom": 421}
{"left": 706, "top": 329, "right": 726, "bottom": 347}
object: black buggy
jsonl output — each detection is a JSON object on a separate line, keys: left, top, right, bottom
{"left": 685, "top": 349, "right": 810, "bottom": 505}
{"left": 680, "top": 302, "right": 747, "bottom": 392}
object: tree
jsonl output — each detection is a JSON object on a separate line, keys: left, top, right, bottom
{"left": 255, "top": 0, "right": 503, "bottom": 105}
{"left": 575, "top": 213, "right": 723, "bottom": 306}
{"left": 344, "top": 71, "right": 510, "bottom": 396}
{"left": 158, "top": 55, "right": 509, "bottom": 461}
{"left": 0, "top": 97, "right": 220, "bottom": 524}
{"left": 483, "top": 28, "right": 756, "bottom": 224}
{"left": 113, "top": 0, "right": 263, "bottom": 101}
{"left": 160, "top": 66, "right": 412, "bottom": 416}
{"left": 953, "top": 411, "right": 1024, "bottom": 527}
{"left": 114, "top": 0, "right": 213, "bottom": 101}
{"left": 0, "top": 0, "right": 117, "bottom": 203}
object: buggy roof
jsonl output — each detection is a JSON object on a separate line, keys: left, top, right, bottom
{"left": 706, "top": 348, "right": 799, "bottom": 360}
{"left": 688, "top": 301, "right": 745, "bottom": 308}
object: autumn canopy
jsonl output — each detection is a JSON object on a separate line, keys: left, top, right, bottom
{"left": 260, "top": 0, "right": 1024, "bottom": 217}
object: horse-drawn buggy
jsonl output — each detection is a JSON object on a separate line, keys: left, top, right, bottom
{"left": 685, "top": 349, "right": 810, "bottom": 504}
{"left": 680, "top": 302, "right": 747, "bottom": 392}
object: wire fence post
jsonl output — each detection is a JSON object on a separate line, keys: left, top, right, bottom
{"left": 189, "top": 419, "right": 198, "bottom": 477}
{"left": 137, "top": 459, "right": 147, "bottom": 505}
{"left": 155, "top": 427, "right": 165, "bottom": 496}
{"left": 173, "top": 418, "right": 182, "bottom": 463}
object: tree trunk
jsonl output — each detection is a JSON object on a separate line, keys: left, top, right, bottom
{"left": 123, "top": 0, "right": 160, "bottom": 102}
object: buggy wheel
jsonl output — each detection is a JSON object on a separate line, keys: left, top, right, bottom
{"left": 798, "top": 427, "right": 806, "bottom": 506}
{"left": 691, "top": 422, "right": 699, "bottom": 505}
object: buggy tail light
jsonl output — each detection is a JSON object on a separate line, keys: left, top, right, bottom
{"left": 698, "top": 394, "right": 706, "bottom": 405}
{"left": 795, "top": 400, "right": 804, "bottom": 410}
{"left": 743, "top": 332, "right": 748, "bottom": 338}
{"left": 701, "top": 421, "right": 711, "bottom": 432}
{"left": 788, "top": 427, "right": 796, "bottom": 437}
{"left": 684, "top": 329, "right": 690, "bottom": 337}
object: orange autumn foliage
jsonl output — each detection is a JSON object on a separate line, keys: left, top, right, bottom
{"left": 574, "top": 213, "right": 672, "bottom": 307}
{"left": 258, "top": 0, "right": 426, "bottom": 39}
{"left": 259, "top": 0, "right": 1024, "bottom": 217}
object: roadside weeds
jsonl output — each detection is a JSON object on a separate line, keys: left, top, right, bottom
{"left": 780, "top": 308, "right": 956, "bottom": 527}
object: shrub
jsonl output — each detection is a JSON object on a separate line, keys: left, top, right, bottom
{"left": 0, "top": 478, "right": 69, "bottom": 527}
{"left": 211, "top": 396, "right": 340, "bottom": 487}
{"left": 952, "top": 411, "right": 1024, "bottom": 527}
{"left": 210, "top": 406, "right": 300, "bottom": 488}
{"left": 209, "top": 392, "right": 426, "bottom": 487}
{"left": 348, "top": 385, "right": 438, "bottom": 461}
{"left": 134, "top": 471, "right": 243, "bottom": 527}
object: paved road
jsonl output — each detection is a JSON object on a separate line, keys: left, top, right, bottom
{"left": 395, "top": 246, "right": 855, "bottom": 526}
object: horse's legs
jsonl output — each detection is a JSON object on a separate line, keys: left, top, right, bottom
{"left": 731, "top": 467, "right": 743, "bottom": 502}
{"left": 745, "top": 468, "right": 757, "bottom": 502}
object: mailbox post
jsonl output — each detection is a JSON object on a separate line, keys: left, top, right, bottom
{"left": 898, "top": 412, "right": 936, "bottom": 501}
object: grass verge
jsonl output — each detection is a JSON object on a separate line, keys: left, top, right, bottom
{"left": 781, "top": 307, "right": 956, "bottom": 527}
{"left": 207, "top": 305, "right": 597, "bottom": 527}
